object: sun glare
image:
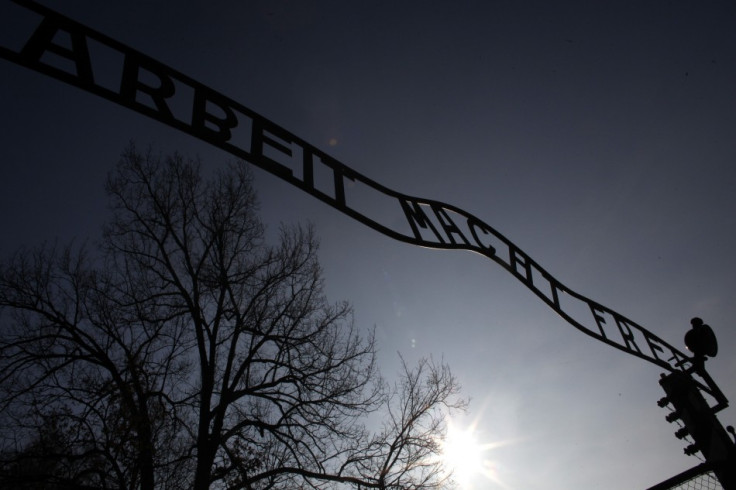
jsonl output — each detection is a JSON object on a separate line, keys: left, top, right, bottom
{"left": 441, "top": 418, "right": 507, "bottom": 489}
{"left": 443, "top": 422, "right": 482, "bottom": 486}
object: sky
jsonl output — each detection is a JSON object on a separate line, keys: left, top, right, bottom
{"left": 1, "top": 1, "right": 736, "bottom": 489}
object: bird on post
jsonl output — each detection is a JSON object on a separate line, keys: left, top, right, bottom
{"left": 684, "top": 317, "right": 718, "bottom": 360}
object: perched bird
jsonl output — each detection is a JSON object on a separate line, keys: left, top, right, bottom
{"left": 684, "top": 317, "right": 718, "bottom": 359}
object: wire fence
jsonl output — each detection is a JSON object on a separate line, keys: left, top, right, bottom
{"left": 648, "top": 467, "right": 722, "bottom": 490}
{"left": 667, "top": 471, "right": 722, "bottom": 490}
{"left": 647, "top": 463, "right": 723, "bottom": 490}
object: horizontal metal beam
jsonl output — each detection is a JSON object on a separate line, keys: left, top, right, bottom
{"left": 1, "top": 0, "right": 702, "bottom": 383}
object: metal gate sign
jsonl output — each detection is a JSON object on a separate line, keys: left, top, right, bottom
{"left": 1, "top": 0, "right": 698, "bottom": 380}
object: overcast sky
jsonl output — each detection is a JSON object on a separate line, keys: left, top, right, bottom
{"left": 1, "top": 1, "right": 736, "bottom": 488}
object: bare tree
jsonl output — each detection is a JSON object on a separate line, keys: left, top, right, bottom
{"left": 0, "top": 241, "right": 192, "bottom": 489}
{"left": 0, "top": 145, "right": 465, "bottom": 489}
{"left": 339, "top": 356, "right": 466, "bottom": 490}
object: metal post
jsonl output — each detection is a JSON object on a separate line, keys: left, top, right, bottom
{"left": 657, "top": 371, "right": 736, "bottom": 489}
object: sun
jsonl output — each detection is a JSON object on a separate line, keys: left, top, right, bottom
{"left": 441, "top": 418, "right": 507, "bottom": 489}
{"left": 443, "top": 421, "right": 483, "bottom": 486}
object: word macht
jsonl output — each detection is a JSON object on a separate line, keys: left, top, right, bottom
{"left": 1, "top": 0, "right": 694, "bottom": 379}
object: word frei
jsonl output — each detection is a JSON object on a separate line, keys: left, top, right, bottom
{"left": 1, "top": 0, "right": 694, "bottom": 379}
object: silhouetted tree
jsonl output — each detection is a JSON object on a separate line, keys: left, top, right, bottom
{"left": 0, "top": 145, "right": 464, "bottom": 489}
{"left": 361, "top": 356, "right": 464, "bottom": 489}
{"left": 0, "top": 240, "right": 192, "bottom": 489}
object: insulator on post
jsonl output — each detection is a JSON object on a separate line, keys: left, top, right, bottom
{"left": 665, "top": 411, "right": 680, "bottom": 423}
{"left": 684, "top": 444, "right": 699, "bottom": 456}
{"left": 659, "top": 369, "right": 736, "bottom": 487}
{"left": 674, "top": 427, "right": 689, "bottom": 439}
{"left": 657, "top": 397, "right": 670, "bottom": 408}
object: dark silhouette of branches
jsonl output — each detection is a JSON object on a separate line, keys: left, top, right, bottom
{"left": 337, "top": 356, "right": 466, "bottom": 490}
{"left": 0, "top": 145, "right": 465, "bottom": 489}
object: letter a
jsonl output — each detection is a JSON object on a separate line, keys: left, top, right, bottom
{"left": 20, "top": 15, "right": 93, "bottom": 86}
